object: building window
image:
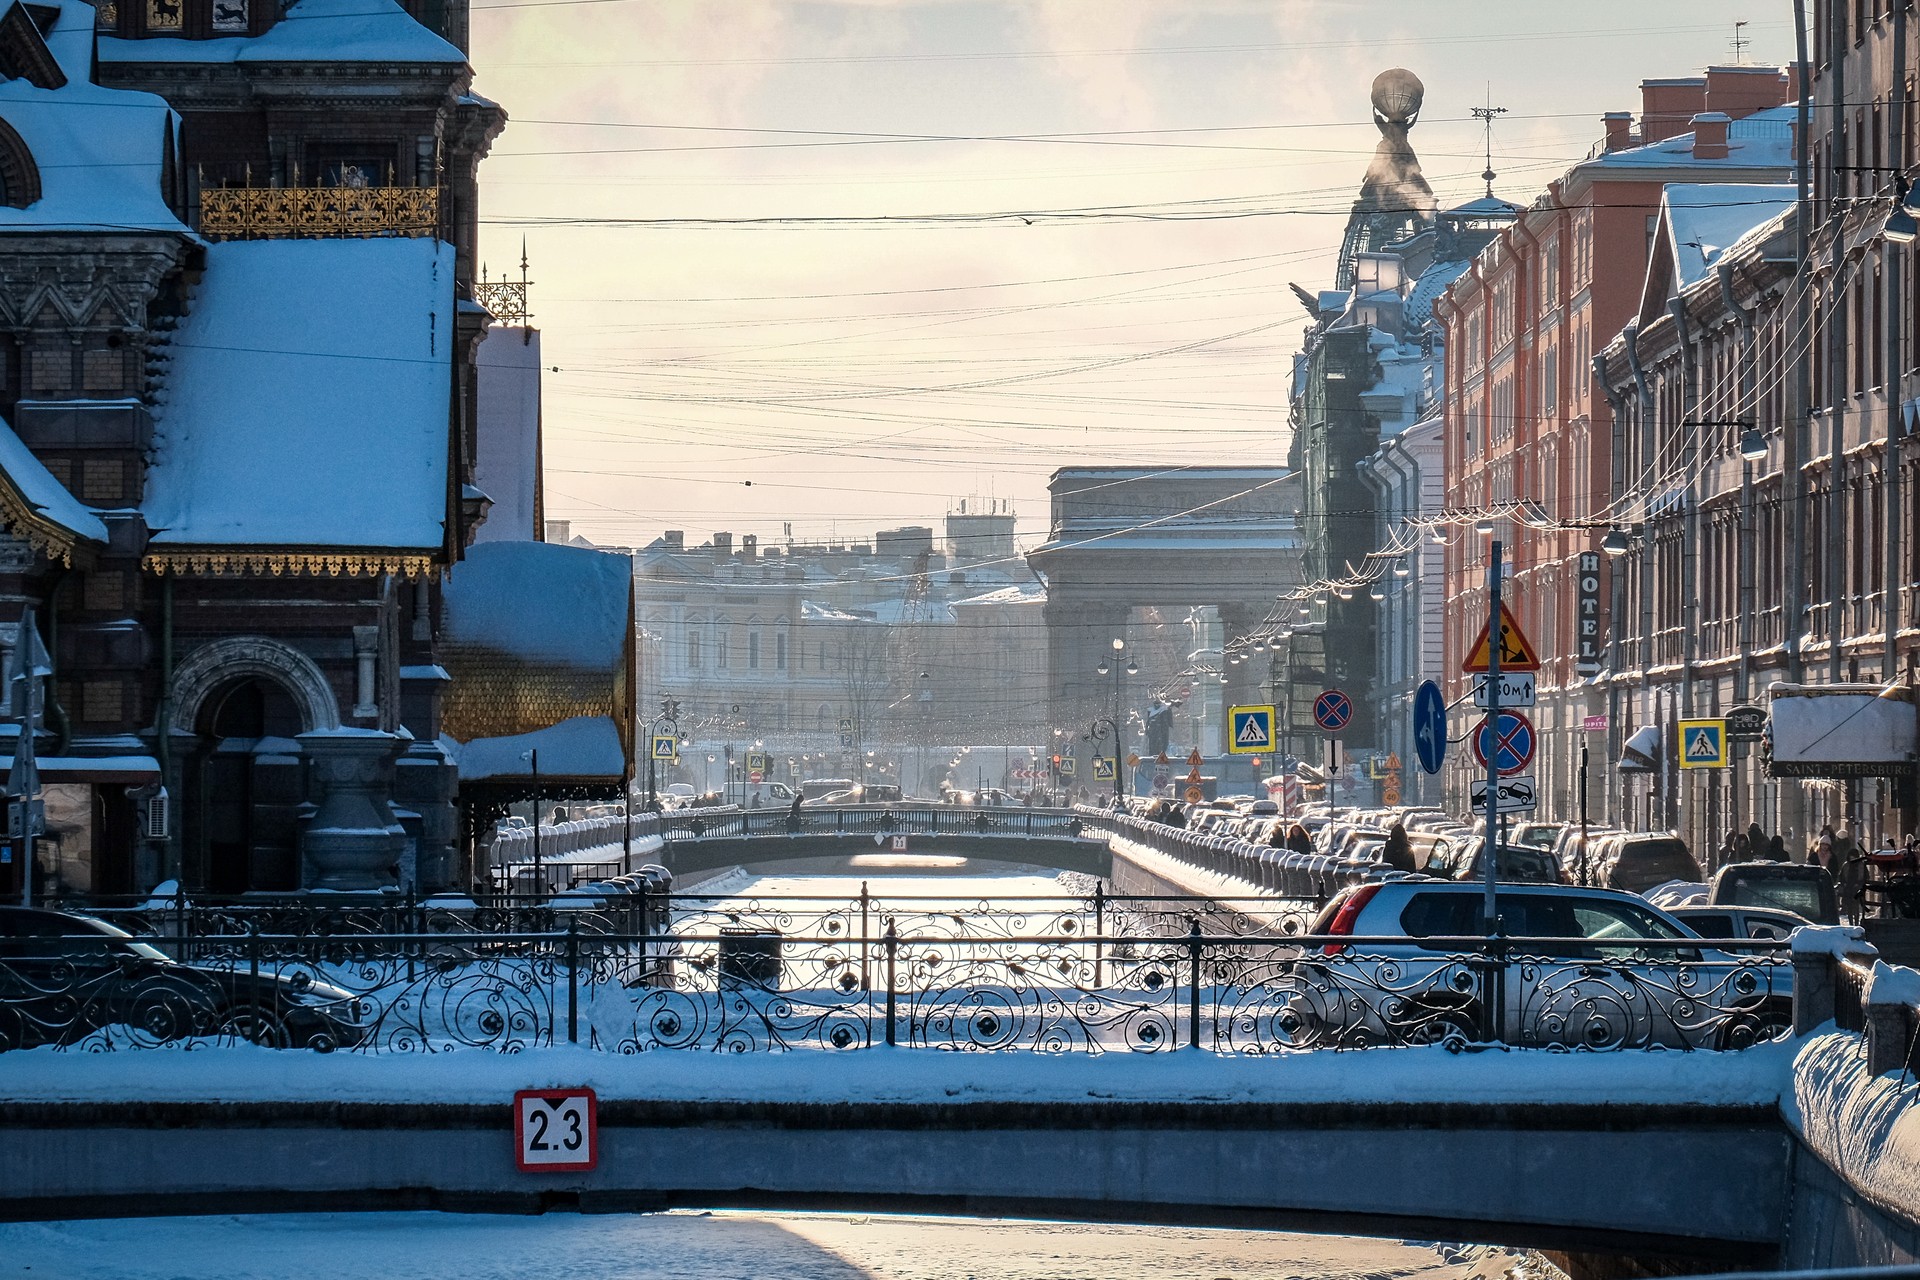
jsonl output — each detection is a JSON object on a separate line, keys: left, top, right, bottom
{"left": 776, "top": 632, "right": 788, "bottom": 671}
{"left": 687, "top": 631, "right": 701, "bottom": 668}
{"left": 717, "top": 627, "right": 730, "bottom": 668}
{"left": 748, "top": 632, "right": 761, "bottom": 670}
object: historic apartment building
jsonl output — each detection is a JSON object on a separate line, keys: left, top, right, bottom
{"left": 1437, "top": 65, "right": 1795, "bottom": 829}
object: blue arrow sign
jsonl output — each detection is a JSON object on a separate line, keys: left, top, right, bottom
{"left": 1412, "top": 680, "right": 1446, "bottom": 775}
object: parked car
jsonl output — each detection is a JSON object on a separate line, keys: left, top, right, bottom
{"left": 1666, "top": 904, "right": 1811, "bottom": 943}
{"left": 1708, "top": 861, "right": 1840, "bottom": 925}
{"left": 1506, "top": 822, "right": 1564, "bottom": 852}
{"left": 1425, "top": 841, "right": 1566, "bottom": 884}
{"left": 0, "top": 907, "right": 365, "bottom": 1051}
{"left": 1591, "top": 833, "right": 1703, "bottom": 895}
{"left": 1291, "top": 880, "right": 1790, "bottom": 1050}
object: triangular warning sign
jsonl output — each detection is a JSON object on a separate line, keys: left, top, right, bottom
{"left": 1462, "top": 603, "right": 1541, "bottom": 673}
{"left": 1685, "top": 729, "right": 1719, "bottom": 762}
{"left": 1235, "top": 714, "right": 1270, "bottom": 747}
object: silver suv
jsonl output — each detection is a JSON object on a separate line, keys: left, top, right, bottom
{"left": 1285, "top": 880, "right": 1792, "bottom": 1051}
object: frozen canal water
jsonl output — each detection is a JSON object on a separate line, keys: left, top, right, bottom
{"left": 0, "top": 1211, "right": 1530, "bottom": 1280}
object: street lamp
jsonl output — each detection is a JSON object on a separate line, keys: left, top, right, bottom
{"left": 1091, "top": 637, "right": 1137, "bottom": 801}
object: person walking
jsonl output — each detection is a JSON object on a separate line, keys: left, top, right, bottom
{"left": 1286, "top": 823, "right": 1312, "bottom": 855}
{"left": 1380, "top": 822, "right": 1416, "bottom": 874}
{"left": 1746, "top": 820, "right": 1767, "bottom": 856}
{"left": 1765, "top": 834, "right": 1788, "bottom": 862}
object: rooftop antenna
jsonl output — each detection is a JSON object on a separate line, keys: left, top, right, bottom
{"left": 1470, "top": 86, "right": 1509, "bottom": 199}
{"left": 1731, "top": 20, "right": 1751, "bottom": 65}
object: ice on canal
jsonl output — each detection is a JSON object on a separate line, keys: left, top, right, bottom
{"left": 0, "top": 1211, "right": 1535, "bottom": 1280}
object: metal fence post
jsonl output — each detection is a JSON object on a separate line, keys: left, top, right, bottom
{"left": 247, "top": 919, "right": 260, "bottom": 1007}
{"left": 860, "top": 880, "right": 871, "bottom": 992}
{"left": 566, "top": 918, "right": 580, "bottom": 1045}
{"left": 1186, "top": 920, "right": 1203, "bottom": 1050}
{"left": 1093, "top": 883, "right": 1105, "bottom": 988}
{"left": 884, "top": 918, "right": 898, "bottom": 1047}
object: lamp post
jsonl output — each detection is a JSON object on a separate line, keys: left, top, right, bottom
{"left": 1094, "top": 637, "right": 1137, "bottom": 800}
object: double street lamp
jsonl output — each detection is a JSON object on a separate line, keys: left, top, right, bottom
{"left": 1091, "top": 638, "right": 1138, "bottom": 801}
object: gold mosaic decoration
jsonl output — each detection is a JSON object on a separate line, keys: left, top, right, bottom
{"left": 0, "top": 480, "right": 97, "bottom": 568}
{"left": 198, "top": 185, "right": 439, "bottom": 241}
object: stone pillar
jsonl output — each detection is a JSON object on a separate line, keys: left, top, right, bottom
{"left": 394, "top": 736, "right": 461, "bottom": 892}
{"left": 298, "top": 730, "right": 406, "bottom": 890}
{"left": 351, "top": 625, "right": 380, "bottom": 720}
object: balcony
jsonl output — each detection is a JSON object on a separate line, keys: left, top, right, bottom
{"left": 198, "top": 185, "right": 440, "bottom": 242}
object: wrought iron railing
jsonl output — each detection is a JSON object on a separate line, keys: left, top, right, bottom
{"left": 0, "top": 919, "right": 1791, "bottom": 1057}
{"left": 198, "top": 185, "right": 440, "bottom": 241}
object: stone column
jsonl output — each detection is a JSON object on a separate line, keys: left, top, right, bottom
{"left": 394, "top": 735, "right": 460, "bottom": 893}
{"left": 351, "top": 625, "right": 380, "bottom": 720}
{"left": 299, "top": 730, "right": 406, "bottom": 890}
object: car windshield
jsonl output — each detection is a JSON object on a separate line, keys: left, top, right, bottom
{"left": 1722, "top": 875, "right": 1828, "bottom": 919}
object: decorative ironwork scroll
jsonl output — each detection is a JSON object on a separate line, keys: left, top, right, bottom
{"left": 198, "top": 186, "right": 439, "bottom": 242}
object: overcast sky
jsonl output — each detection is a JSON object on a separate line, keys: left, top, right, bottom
{"left": 468, "top": 0, "right": 1791, "bottom": 551}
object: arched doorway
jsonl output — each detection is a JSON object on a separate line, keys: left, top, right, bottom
{"left": 187, "top": 674, "right": 307, "bottom": 894}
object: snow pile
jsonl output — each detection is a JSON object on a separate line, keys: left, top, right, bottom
{"left": 142, "top": 239, "right": 453, "bottom": 551}
{"left": 0, "top": 0, "right": 187, "bottom": 235}
{"left": 0, "top": 1034, "right": 1797, "bottom": 1109}
{"left": 442, "top": 540, "right": 631, "bottom": 670}
{"left": 1790, "top": 924, "right": 1876, "bottom": 958}
{"left": 1865, "top": 960, "right": 1920, "bottom": 1011}
{"left": 1784, "top": 1032, "right": 1920, "bottom": 1222}
{"left": 1645, "top": 880, "right": 1708, "bottom": 909}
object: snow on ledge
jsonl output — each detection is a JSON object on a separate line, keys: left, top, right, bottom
{"left": 0, "top": 1037, "right": 1797, "bottom": 1110}
{"left": 1789, "top": 924, "right": 1877, "bottom": 959}
{"left": 1865, "top": 960, "right": 1920, "bottom": 1010}
{"left": 1784, "top": 1032, "right": 1920, "bottom": 1223}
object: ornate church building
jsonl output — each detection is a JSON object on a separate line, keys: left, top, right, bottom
{"left": 0, "top": 0, "right": 624, "bottom": 900}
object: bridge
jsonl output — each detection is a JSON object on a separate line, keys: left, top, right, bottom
{"left": 6, "top": 810, "right": 1919, "bottom": 1272}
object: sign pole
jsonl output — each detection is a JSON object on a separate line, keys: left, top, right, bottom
{"left": 1481, "top": 539, "right": 1502, "bottom": 935}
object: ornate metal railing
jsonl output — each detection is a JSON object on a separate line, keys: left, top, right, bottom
{"left": 0, "top": 922, "right": 1791, "bottom": 1057}
{"left": 198, "top": 185, "right": 440, "bottom": 241}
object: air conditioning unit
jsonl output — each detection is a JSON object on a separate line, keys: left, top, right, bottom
{"left": 143, "top": 787, "right": 170, "bottom": 842}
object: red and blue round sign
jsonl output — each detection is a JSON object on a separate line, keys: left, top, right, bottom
{"left": 1312, "top": 688, "right": 1353, "bottom": 733}
{"left": 1472, "top": 710, "right": 1535, "bottom": 777}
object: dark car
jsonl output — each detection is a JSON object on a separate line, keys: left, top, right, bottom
{"left": 0, "top": 907, "right": 365, "bottom": 1051}
{"left": 1596, "top": 835, "right": 1703, "bottom": 895}
{"left": 1709, "top": 861, "right": 1840, "bottom": 925}
{"left": 1430, "top": 841, "right": 1566, "bottom": 884}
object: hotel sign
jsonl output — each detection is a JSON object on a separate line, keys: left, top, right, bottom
{"left": 1574, "top": 550, "right": 1605, "bottom": 676}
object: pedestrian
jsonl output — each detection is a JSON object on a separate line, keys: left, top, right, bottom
{"left": 1746, "top": 820, "right": 1766, "bottom": 855}
{"left": 1720, "top": 829, "right": 1743, "bottom": 868}
{"left": 1811, "top": 831, "right": 1833, "bottom": 870}
{"left": 1380, "top": 822, "right": 1417, "bottom": 874}
{"left": 1765, "top": 834, "right": 1787, "bottom": 862}
{"left": 1833, "top": 824, "right": 1859, "bottom": 872}
{"left": 1286, "top": 823, "right": 1312, "bottom": 855}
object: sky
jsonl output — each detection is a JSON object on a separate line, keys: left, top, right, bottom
{"left": 468, "top": 0, "right": 1794, "bottom": 551}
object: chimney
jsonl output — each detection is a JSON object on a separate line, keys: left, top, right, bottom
{"left": 663, "top": 529, "right": 684, "bottom": 552}
{"left": 1640, "top": 76, "right": 1707, "bottom": 145}
{"left": 1692, "top": 112, "right": 1730, "bottom": 160}
{"left": 1603, "top": 111, "right": 1634, "bottom": 153}
{"left": 712, "top": 531, "right": 733, "bottom": 562}
{"left": 1704, "top": 64, "right": 1791, "bottom": 120}
{"left": 741, "top": 534, "right": 758, "bottom": 562}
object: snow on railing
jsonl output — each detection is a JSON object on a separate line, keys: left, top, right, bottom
{"left": 1793, "top": 925, "right": 1920, "bottom": 1076}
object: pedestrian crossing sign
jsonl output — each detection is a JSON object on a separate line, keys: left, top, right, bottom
{"left": 1092, "top": 756, "right": 1115, "bottom": 781}
{"left": 650, "top": 734, "right": 678, "bottom": 762}
{"left": 1677, "top": 718, "right": 1728, "bottom": 769}
{"left": 1228, "top": 705, "right": 1276, "bottom": 755}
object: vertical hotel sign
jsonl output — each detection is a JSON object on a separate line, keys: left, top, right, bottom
{"left": 1574, "top": 550, "right": 1604, "bottom": 677}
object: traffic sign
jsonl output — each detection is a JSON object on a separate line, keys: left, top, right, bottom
{"left": 1228, "top": 704, "right": 1276, "bottom": 754}
{"left": 839, "top": 717, "right": 853, "bottom": 733}
{"left": 1462, "top": 603, "right": 1542, "bottom": 673}
{"left": 1126, "top": 753, "right": 1140, "bottom": 768}
{"left": 747, "top": 752, "right": 769, "bottom": 774}
{"left": 1472, "top": 710, "right": 1536, "bottom": 777}
{"left": 1312, "top": 688, "right": 1353, "bottom": 732}
{"left": 1184, "top": 784, "right": 1204, "bottom": 802}
{"left": 1725, "top": 705, "right": 1767, "bottom": 740}
{"left": 1678, "top": 718, "right": 1729, "bottom": 769}
{"left": 840, "top": 734, "right": 854, "bottom": 748}
{"left": 1059, "top": 757, "right": 1076, "bottom": 777}
{"left": 650, "top": 734, "right": 678, "bottom": 761}
{"left": 1382, "top": 781, "right": 1402, "bottom": 806}
{"left": 1186, "top": 748, "right": 1203, "bottom": 767}
{"left": 1092, "top": 756, "right": 1116, "bottom": 780}
{"left": 1470, "top": 774, "right": 1538, "bottom": 814}
{"left": 1471, "top": 671, "right": 1536, "bottom": 708}
{"left": 514, "top": 1088, "right": 597, "bottom": 1173}
{"left": 1412, "top": 680, "right": 1446, "bottom": 775}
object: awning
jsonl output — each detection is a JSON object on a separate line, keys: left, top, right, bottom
{"left": 1619, "top": 725, "right": 1662, "bottom": 772}
{"left": 0, "top": 754, "right": 161, "bottom": 784}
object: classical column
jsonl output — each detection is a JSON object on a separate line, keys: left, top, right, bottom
{"left": 351, "top": 625, "right": 380, "bottom": 720}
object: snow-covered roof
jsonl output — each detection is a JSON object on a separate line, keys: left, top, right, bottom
{"left": 443, "top": 541, "right": 633, "bottom": 672}
{"left": 1662, "top": 183, "right": 1796, "bottom": 289}
{"left": 1442, "top": 195, "right": 1523, "bottom": 220}
{"left": 0, "top": 0, "right": 188, "bottom": 235}
{"left": 0, "top": 410, "right": 108, "bottom": 559}
{"left": 1405, "top": 258, "right": 1470, "bottom": 327}
{"left": 1587, "top": 104, "right": 1796, "bottom": 172}
{"left": 457, "top": 716, "right": 628, "bottom": 783}
{"left": 141, "top": 237, "right": 453, "bottom": 551}
{"left": 100, "top": 0, "right": 466, "bottom": 65}
{"left": 951, "top": 584, "right": 1045, "bottom": 608}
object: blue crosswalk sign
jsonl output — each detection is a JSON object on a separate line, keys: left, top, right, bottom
{"left": 1228, "top": 705, "right": 1275, "bottom": 755}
